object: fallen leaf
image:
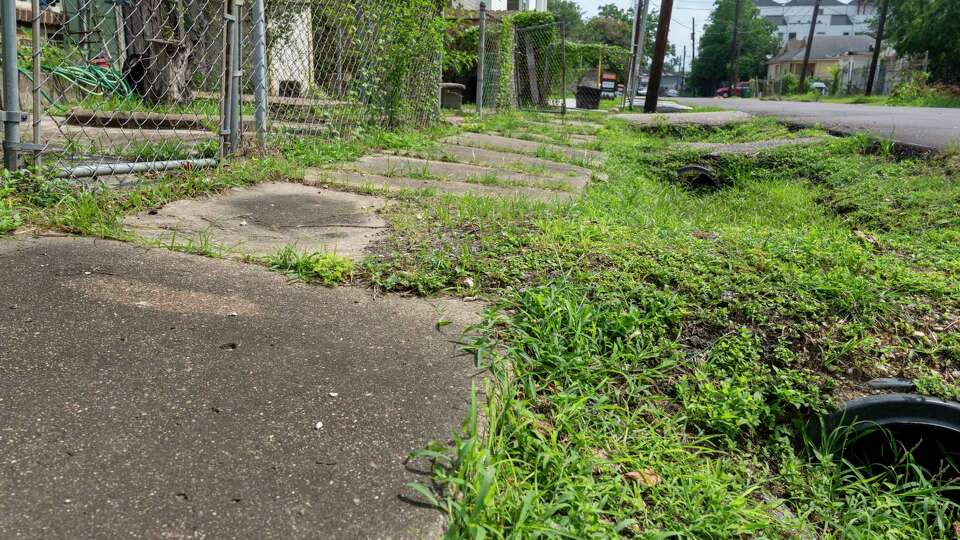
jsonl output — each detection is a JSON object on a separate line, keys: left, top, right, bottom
{"left": 624, "top": 469, "right": 662, "bottom": 487}
{"left": 692, "top": 230, "right": 718, "bottom": 240}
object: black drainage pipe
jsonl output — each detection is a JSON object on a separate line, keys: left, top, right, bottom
{"left": 815, "top": 393, "right": 960, "bottom": 480}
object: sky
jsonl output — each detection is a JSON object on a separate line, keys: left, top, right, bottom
{"left": 571, "top": 0, "right": 721, "bottom": 68}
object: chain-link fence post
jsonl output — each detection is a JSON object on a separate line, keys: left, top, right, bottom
{"left": 229, "top": 0, "right": 243, "bottom": 153}
{"left": 477, "top": 2, "right": 486, "bottom": 120}
{"left": 31, "top": 0, "right": 42, "bottom": 167}
{"left": 560, "top": 22, "right": 566, "bottom": 116}
{"left": 2, "top": 0, "right": 22, "bottom": 170}
{"left": 250, "top": 0, "right": 268, "bottom": 146}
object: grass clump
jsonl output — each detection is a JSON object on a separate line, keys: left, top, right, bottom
{"left": 268, "top": 246, "right": 355, "bottom": 286}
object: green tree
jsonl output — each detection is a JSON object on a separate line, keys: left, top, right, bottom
{"left": 885, "top": 0, "right": 960, "bottom": 84}
{"left": 549, "top": 0, "right": 584, "bottom": 36}
{"left": 687, "top": 0, "right": 778, "bottom": 96}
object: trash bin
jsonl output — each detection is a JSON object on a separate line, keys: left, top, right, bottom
{"left": 575, "top": 86, "right": 601, "bottom": 110}
{"left": 740, "top": 87, "right": 752, "bottom": 98}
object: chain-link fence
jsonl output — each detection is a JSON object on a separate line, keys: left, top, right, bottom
{"left": 761, "top": 53, "right": 931, "bottom": 98}
{"left": 513, "top": 22, "right": 565, "bottom": 114}
{"left": 0, "top": 0, "right": 442, "bottom": 179}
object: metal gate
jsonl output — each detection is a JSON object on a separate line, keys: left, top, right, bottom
{"left": 513, "top": 22, "right": 566, "bottom": 114}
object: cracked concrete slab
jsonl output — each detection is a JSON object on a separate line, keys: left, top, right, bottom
{"left": 442, "top": 133, "right": 605, "bottom": 165}
{"left": 122, "top": 183, "right": 387, "bottom": 259}
{"left": 0, "top": 236, "right": 478, "bottom": 539}
{"left": 392, "top": 144, "right": 593, "bottom": 183}
{"left": 305, "top": 170, "right": 573, "bottom": 202}
{"left": 678, "top": 137, "right": 824, "bottom": 156}
{"left": 347, "top": 155, "right": 587, "bottom": 191}
{"left": 617, "top": 110, "right": 753, "bottom": 127}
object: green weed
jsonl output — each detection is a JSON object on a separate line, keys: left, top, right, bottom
{"left": 268, "top": 246, "right": 355, "bottom": 286}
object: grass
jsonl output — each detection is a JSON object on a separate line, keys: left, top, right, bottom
{"left": 4, "top": 109, "right": 960, "bottom": 536}
{"left": 360, "top": 115, "right": 960, "bottom": 537}
{"left": 268, "top": 246, "right": 355, "bottom": 286}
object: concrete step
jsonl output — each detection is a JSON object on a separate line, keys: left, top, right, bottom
{"left": 306, "top": 170, "right": 572, "bottom": 202}
{"left": 346, "top": 155, "right": 586, "bottom": 192}
{"left": 441, "top": 133, "right": 605, "bottom": 166}
{"left": 616, "top": 110, "right": 753, "bottom": 128}
{"left": 390, "top": 144, "right": 593, "bottom": 184}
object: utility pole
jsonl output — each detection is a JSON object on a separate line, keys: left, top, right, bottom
{"left": 626, "top": 0, "right": 650, "bottom": 110}
{"left": 730, "top": 0, "right": 742, "bottom": 86}
{"left": 691, "top": 18, "right": 696, "bottom": 64}
{"left": 681, "top": 45, "right": 687, "bottom": 92}
{"left": 625, "top": 0, "right": 642, "bottom": 110}
{"left": 798, "top": 0, "right": 822, "bottom": 91}
{"left": 644, "top": 0, "right": 674, "bottom": 113}
{"left": 865, "top": 0, "right": 889, "bottom": 96}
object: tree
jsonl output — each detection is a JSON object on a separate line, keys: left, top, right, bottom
{"left": 687, "top": 0, "right": 778, "bottom": 96}
{"left": 885, "top": 0, "right": 960, "bottom": 84}
{"left": 122, "top": 0, "right": 197, "bottom": 104}
{"left": 549, "top": 0, "right": 584, "bottom": 36}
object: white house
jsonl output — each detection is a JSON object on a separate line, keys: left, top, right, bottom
{"left": 756, "top": 0, "right": 877, "bottom": 45}
{"left": 450, "top": 0, "right": 548, "bottom": 11}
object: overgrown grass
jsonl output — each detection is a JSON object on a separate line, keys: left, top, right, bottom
{"left": 363, "top": 116, "right": 960, "bottom": 536}
{"left": 770, "top": 92, "right": 960, "bottom": 109}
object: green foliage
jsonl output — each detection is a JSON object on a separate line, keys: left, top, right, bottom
{"left": 268, "top": 247, "right": 355, "bottom": 286}
{"left": 443, "top": 18, "right": 480, "bottom": 78}
{"left": 688, "top": 0, "right": 779, "bottom": 96}
{"left": 496, "top": 17, "right": 517, "bottom": 111}
{"left": 885, "top": 0, "right": 960, "bottom": 84}
{"left": 829, "top": 64, "right": 842, "bottom": 96}
{"left": 510, "top": 11, "right": 555, "bottom": 30}
{"left": 677, "top": 329, "right": 823, "bottom": 443}
{"left": 566, "top": 42, "right": 631, "bottom": 81}
{"left": 781, "top": 71, "right": 799, "bottom": 95}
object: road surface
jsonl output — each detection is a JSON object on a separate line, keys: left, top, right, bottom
{"left": 676, "top": 98, "right": 960, "bottom": 151}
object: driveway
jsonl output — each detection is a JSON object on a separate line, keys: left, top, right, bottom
{"left": 676, "top": 97, "right": 960, "bottom": 151}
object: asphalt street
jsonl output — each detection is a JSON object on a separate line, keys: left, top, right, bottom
{"left": 676, "top": 97, "right": 960, "bottom": 151}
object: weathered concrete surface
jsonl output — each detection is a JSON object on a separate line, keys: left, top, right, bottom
{"left": 678, "top": 137, "right": 824, "bottom": 156}
{"left": 0, "top": 236, "right": 478, "bottom": 539}
{"left": 520, "top": 132, "right": 598, "bottom": 146}
{"left": 394, "top": 144, "right": 593, "bottom": 182}
{"left": 123, "top": 183, "right": 387, "bottom": 259}
{"left": 305, "top": 170, "right": 572, "bottom": 202}
{"left": 617, "top": 110, "right": 753, "bottom": 127}
{"left": 442, "top": 133, "right": 605, "bottom": 165}
{"left": 348, "top": 155, "right": 587, "bottom": 191}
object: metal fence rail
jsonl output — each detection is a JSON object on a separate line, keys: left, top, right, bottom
{"left": 0, "top": 0, "right": 442, "bottom": 179}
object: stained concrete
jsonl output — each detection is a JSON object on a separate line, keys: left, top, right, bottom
{"left": 348, "top": 155, "right": 587, "bottom": 191}
{"left": 305, "top": 170, "right": 572, "bottom": 202}
{"left": 442, "top": 133, "right": 605, "bottom": 165}
{"left": 0, "top": 236, "right": 478, "bottom": 539}
{"left": 122, "top": 183, "right": 388, "bottom": 259}
{"left": 617, "top": 110, "right": 753, "bottom": 127}
{"left": 678, "top": 137, "right": 824, "bottom": 156}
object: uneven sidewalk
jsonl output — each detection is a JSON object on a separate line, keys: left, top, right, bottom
{"left": 617, "top": 110, "right": 753, "bottom": 128}
{"left": 677, "top": 137, "right": 825, "bottom": 156}
{"left": 0, "top": 236, "right": 478, "bottom": 539}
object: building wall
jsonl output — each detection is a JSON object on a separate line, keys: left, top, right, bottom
{"left": 759, "top": 1, "right": 876, "bottom": 44}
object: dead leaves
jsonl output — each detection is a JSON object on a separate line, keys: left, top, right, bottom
{"left": 624, "top": 469, "right": 662, "bottom": 488}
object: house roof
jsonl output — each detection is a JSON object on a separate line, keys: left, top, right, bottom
{"left": 769, "top": 35, "right": 874, "bottom": 63}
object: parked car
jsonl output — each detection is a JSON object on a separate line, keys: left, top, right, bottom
{"left": 636, "top": 86, "right": 648, "bottom": 96}
{"left": 716, "top": 82, "right": 751, "bottom": 98}
{"left": 665, "top": 88, "right": 679, "bottom": 97}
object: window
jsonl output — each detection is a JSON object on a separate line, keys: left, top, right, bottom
{"left": 843, "top": 32, "right": 850, "bottom": 35}
{"left": 789, "top": 32, "right": 797, "bottom": 40}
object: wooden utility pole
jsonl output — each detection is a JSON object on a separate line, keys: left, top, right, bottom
{"left": 730, "top": 0, "right": 742, "bottom": 85}
{"left": 691, "top": 18, "right": 696, "bottom": 64}
{"left": 644, "top": 0, "right": 675, "bottom": 113}
{"left": 865, "top": 0, "right": 889, "bottom": 96}
{"left": 798, "top": 0, "right": 822, "bottom": 90}
{"left": 681, "top": 45, "right": 687, "bottom": 91}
